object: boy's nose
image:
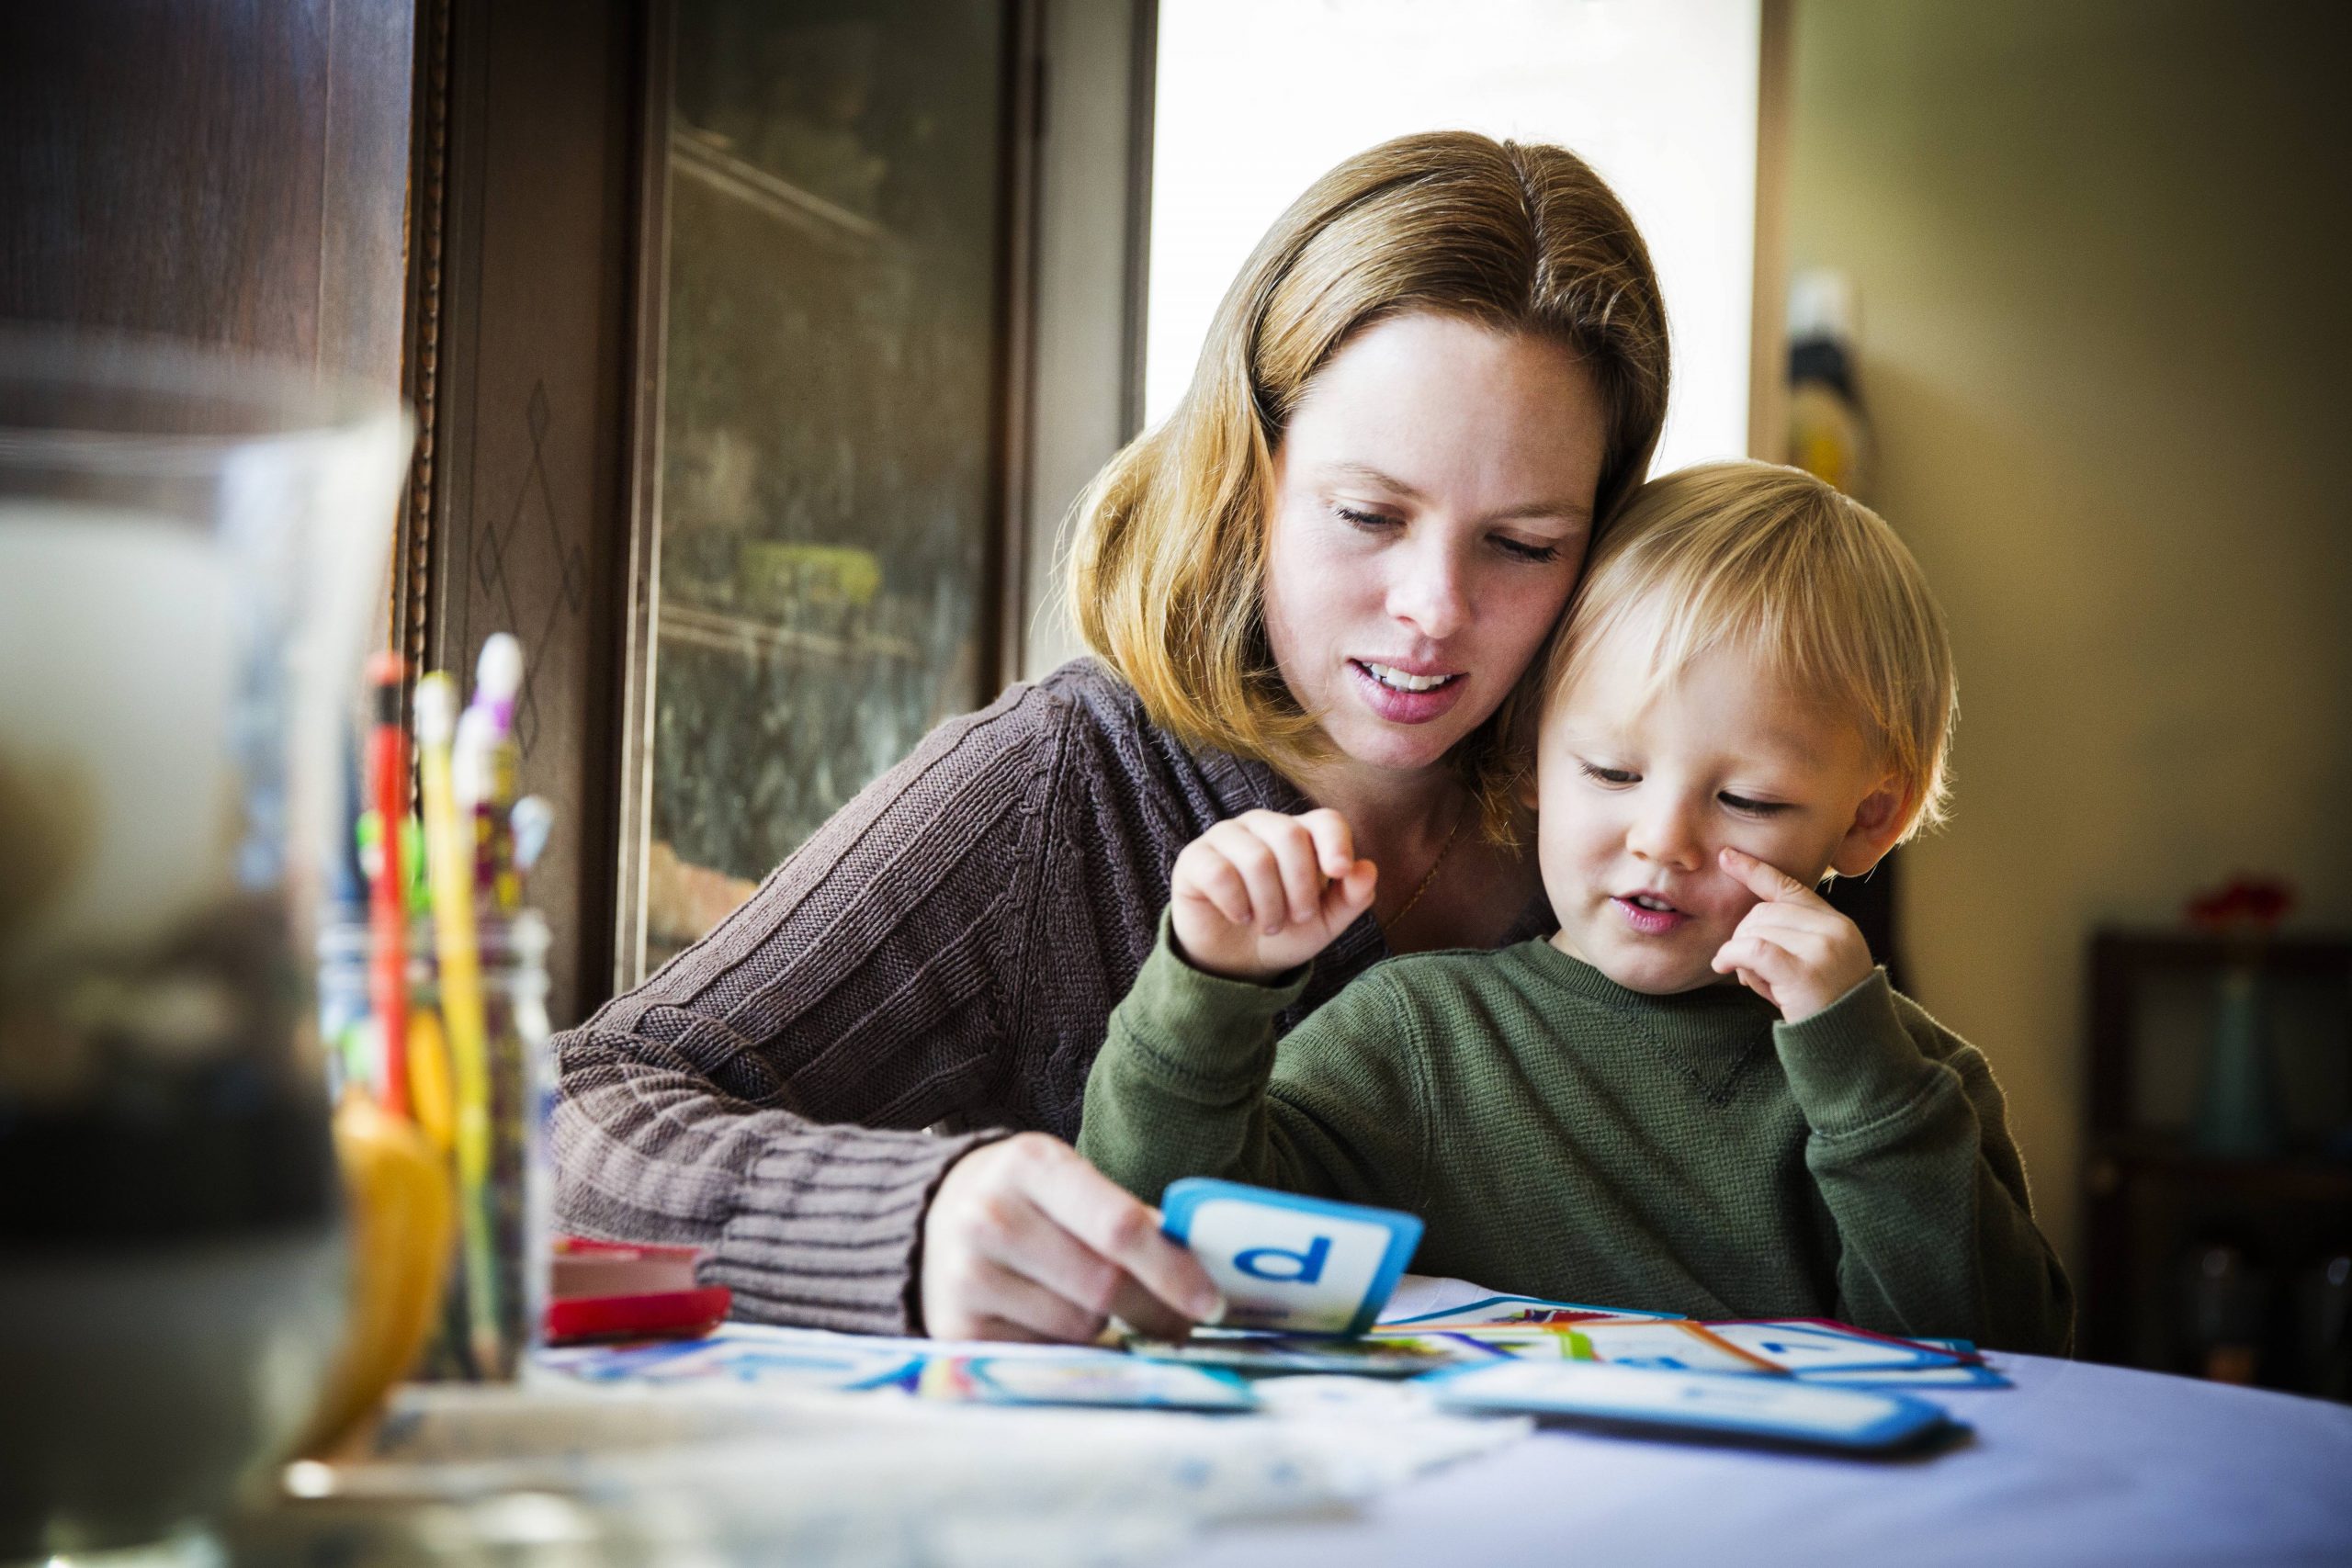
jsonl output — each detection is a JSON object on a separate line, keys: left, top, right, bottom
{"left": 1626, "top": 798, "right": 1706, "bottom": 871}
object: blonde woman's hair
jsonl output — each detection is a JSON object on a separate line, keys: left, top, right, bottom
{"left": 1069, "top": 131, "right": 1669, "bottom": 829}
{"left": 1537, "top": 461, "right": 1958, "bottom": 841}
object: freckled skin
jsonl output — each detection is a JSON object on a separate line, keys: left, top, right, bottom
{"left": 1261, "top": 312, "right": 1606, "bottom": 789}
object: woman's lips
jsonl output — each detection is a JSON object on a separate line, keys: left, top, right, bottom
{"left": 1347, "top": 659, "right": 1467, "bottom": 724}
{"left": 1612, "top": 896, "right": 1690, "bottom": 937}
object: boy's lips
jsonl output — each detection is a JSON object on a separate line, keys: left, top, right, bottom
{"left": 1347, "top": 658, "right": 1467, "bottom": 724}
{"left": 1611, "top": 892, "right": 1690, "bottom": 937}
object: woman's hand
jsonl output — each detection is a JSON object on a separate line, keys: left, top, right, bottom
{"left": 919, "top": 1132, "right": 1226, "bottom": 1342}
{"left": 1709, "top": 846, "right": 1877, "bottom": 1023}
{"left": 1169, "top": 808, "right": 1379, "bottom": 982}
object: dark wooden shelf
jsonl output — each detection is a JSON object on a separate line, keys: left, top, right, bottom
{"left": 2089, "top": 927, "right": 2352, "bottom": 977}
{"left": 2087, "top": 1135, "right": 2352, "bottom": 1203}
{"left": 2081, "top": 928, "right": 2352, "bottom": 1394}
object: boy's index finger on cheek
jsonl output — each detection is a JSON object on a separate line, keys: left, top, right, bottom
{"left": 1719, "top": 845, "right": 1814, "bottom": 903}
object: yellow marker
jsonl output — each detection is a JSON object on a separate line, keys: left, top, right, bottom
{"left": 405, "top": 1006, "right": 456, "bottom": 1156}
{"left": 413, "top": 672, "right": 501, "bottom": 1375}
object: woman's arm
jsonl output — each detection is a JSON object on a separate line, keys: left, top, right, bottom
{"left": 552, "top": 678, "right": 1213, "bottom": 1338}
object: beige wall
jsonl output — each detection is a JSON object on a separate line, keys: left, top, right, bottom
{"left": 1787, "top": 0, "right": 2352, "bottom": 1269}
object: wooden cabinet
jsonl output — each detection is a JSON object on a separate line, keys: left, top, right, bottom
{"left": 2082, "top": 930, "right": 2352, "bottom": 1396}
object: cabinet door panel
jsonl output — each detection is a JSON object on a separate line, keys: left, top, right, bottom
{"left": 622, "top": 0, "right": 1025, "bottom": 979}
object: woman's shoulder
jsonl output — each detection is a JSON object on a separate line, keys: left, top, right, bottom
{"left": 1022, "top": 658, "right": 1299, "bottom": 826}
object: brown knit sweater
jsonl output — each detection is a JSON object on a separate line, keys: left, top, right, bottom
{"left": 552, "top": 659, "right": 1547, "bottom": 1335}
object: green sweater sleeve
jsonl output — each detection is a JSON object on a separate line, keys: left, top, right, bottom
{"left": 1774, "top": 971, "right": 2075, "bottom": 1355}
{"left": 1079, "top": 916, "right": 1427, "bottom": 1213}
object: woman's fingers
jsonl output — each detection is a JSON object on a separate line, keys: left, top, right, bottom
{"left": 961, "top": 1171, "right": 1198, "bottom": 1340}
{"left": 1020, "top": 1140, "right": 1224, "bottom": 1325}
{"left": 944, "top": 1253, "right": 1109, "bottom": 1344}
{"left": 922, "top": 1134, "right": 1222, "bottom": 1345}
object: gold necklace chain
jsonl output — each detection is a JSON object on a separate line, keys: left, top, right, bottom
{"left": 1381, "top": 806, "right": 1468, "bottom": 937}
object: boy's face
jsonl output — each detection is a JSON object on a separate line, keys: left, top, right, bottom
{"left": 1532, "top": 629, "right": 1905, "bottom": 995}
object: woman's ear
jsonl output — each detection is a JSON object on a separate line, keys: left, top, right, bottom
{"left": 1829, "top": 778, "right": 1911, "bottom": 878}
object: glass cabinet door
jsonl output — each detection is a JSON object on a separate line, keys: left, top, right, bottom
{"left": 619, "top": 0, "right": 1023, "bottom": 979}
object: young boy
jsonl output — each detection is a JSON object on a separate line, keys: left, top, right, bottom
{"left": 1078, "top": 461, "right": 2074, "bottom": 1354}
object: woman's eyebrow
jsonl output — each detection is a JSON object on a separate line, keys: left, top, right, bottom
{"left": 1323, "top": 460, "right": 1424, "bottom": 498}
{"left": 1321, "top": 461, "right": 1590, "bottom": 525}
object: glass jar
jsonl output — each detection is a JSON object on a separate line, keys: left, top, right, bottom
{"left": 0, "top": 332, "right": 409, "bottom": 1557}
{"left": 317, "top": 908, "right": 553, "bottom": 1380}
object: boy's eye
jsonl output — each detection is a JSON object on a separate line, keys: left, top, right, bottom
{"left": 1580, "top": 762, "right": 1637, "bottom": 786}
{"left": 1719, "top": 791, "right": 1792, "bottom": 817}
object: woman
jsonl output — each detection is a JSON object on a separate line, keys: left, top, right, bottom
{"left": 553, "top": 130, "right": 1669, "bottom": 1342}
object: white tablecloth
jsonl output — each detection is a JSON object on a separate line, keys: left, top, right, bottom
{"left": 1174, "top": 1354, "right": 2352, "bottom": 1567}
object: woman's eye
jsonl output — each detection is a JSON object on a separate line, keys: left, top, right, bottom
{"left": 1720, "top": 792, "right": 1792, "bottom": 817}
{"left": 1494, "top": 536, "right": 1563, "bottom": 564}
{"left": 1580, "top": 762, "right": 1637, "bottom": 786}
{"left": 1335, "top": 505, "right": 1401, "bottom": 531}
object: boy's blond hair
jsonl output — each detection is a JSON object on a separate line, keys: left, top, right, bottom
{"left": 1539, "top": 461, "right": 1957, "bottom": 840}
{"left": 1069, "top": 131, "right": 1669, "bottom": 833}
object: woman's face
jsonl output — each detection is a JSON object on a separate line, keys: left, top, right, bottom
{"left": 1263, "top": 311, "right": 1608, "bottom": 780}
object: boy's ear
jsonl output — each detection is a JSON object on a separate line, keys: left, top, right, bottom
{"left": 1829, "top": 777, "right": 1911, "bottom": 878}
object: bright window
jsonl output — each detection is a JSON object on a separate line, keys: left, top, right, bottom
{"left": 1146, "top": 0, "right": 1763, "bottom": 472}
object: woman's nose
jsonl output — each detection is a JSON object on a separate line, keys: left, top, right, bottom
{"left": 1385, "top": 541, "right": 1469, "bottom": 641}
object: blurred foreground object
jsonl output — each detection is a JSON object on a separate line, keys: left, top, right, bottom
{"left": 296, "top": 1090, "right": 456, "bottom": 1457}
{"left": 0, "top": 331, "right": 410, "bottom": 1555}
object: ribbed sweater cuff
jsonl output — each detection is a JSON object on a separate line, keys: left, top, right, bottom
{"left": 1122, "top": 912, "right": 1311, "bottom": 1084}
{"left": 1772, "top": 969, "right": 1943, "bottom": 1137}
{"left": 701, "top": 1122, "right": 1005, "bottom": 1337}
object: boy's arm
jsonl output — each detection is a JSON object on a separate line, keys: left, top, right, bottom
{"left": 1776, "top": 972, "right": 2075, "bottom": 1356}
{"left": 1079, "top": 915, "right": 1427, "bottom": 1212}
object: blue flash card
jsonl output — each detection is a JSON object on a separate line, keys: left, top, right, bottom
{"left": 1424, "top": 1360, "right": 1954, "bottom": 1452}
{"left": 1160, "top": 1178, "right": 1422, "bottom": 1337}
{"left": 1703, "top": 1320, "right": 1965, "bottom": 1375}
{"left": 955, "top": 1354, "right": 1259, "bottom": 1412}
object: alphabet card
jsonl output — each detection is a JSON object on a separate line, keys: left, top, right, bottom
{"left": 1424, "top": 1360, "right": 1955, "bottom": 1452}
{"left": 1160, "top": 1179, "right": 1422, "bottom": 1337}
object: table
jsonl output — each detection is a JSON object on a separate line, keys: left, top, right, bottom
{"left": 1177, "top": 1354, "right": 2352, "bottom": 1566}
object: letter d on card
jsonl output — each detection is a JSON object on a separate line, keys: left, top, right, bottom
{"left": 1160, "top": 1179, "right": 1421, "bottom": 1336}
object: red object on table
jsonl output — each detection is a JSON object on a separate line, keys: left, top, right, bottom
{"left": 544, "top": 1236, "right": 732, "bottom": 1345}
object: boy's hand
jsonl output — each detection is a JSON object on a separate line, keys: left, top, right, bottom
{"left": 1170, "top": 808, "right": 1378, "bottom": 982}
{"left": 1710, "top": 846, "right": 1876, "bottom": 1023}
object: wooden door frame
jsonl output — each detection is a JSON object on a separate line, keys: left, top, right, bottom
{"left": 398, "top": 0, "right": 643, "bottom": 1029}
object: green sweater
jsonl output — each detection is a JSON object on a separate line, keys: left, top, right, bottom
{"left": 1080, "top": 922, "right": 2075, "bottom": 1355}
